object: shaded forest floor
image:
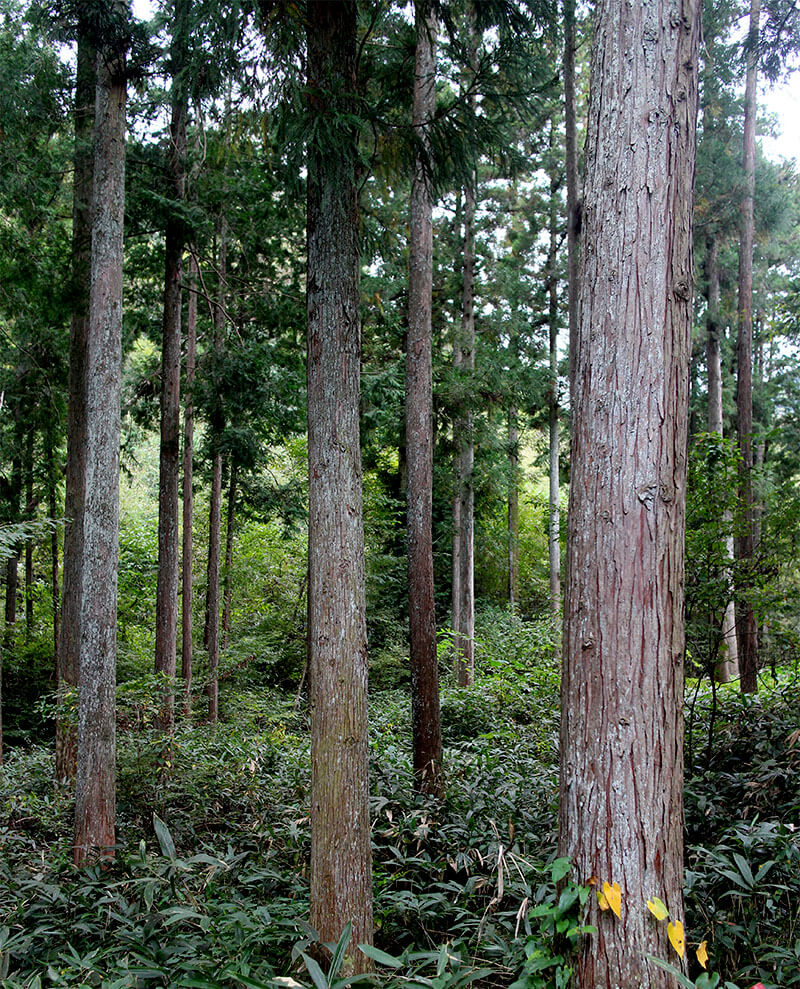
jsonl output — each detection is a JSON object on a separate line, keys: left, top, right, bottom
{"left": 1, "top": 619, "right": 800, "bottom": 989}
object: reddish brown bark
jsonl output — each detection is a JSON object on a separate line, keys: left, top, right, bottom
{"left": 154, "top": 0, "right": 189, "bottom": 733}
{"left": 735, "top": 0, "right": 760, "bottom": 694}
{"left": 73, "top": 38, "right": 127, "bottom": 867}
{"left": 406, "top": 0, "right": 442, "bottom": 796}
{"left": 306, "top": 0, "right": 373, "bottom": 966}
{"left": 559, "top": 2, "right": 700, "bottom": 986}
{"left": 181, "top": 251, "right": 197, "bottom": 716}
{"left": 547, "top": 121, "right": 561, "bottom": 630}
{"left": 221, "top": 461, "right": 237, "bottom": 650}
{"left": 58, "top": 26, "right": 95, "bottom": 783}
{"left": 205, "top": 451, "right": 222, "bottom": 723}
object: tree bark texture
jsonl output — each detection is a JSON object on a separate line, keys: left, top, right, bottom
{"left": 221, "top": 461, "right": 237, "bottom": 650}
{"left": 559, "top": 3, "right": 700, "bottom": 986}
{"left": 306, "top": 0, "right": 373, "bottom": 965}
{"left": 406, "top": 0, "right": 442, "bottom": 796}
{"left": 705, "top": 235, "right": 738, "bottom": 683}
{"left": 181, "top": 251, "right": 197, "bottom": 715}
{"left": 547, "top": 124, "right": 561, "bottom": 630}
{"left": 563, "top": 0, "right": 581, "bottom": 366}
{"left": 58, "top": 26, "right": 95, "bottom": 783}
{"left": 735, "top": 0, "right": 760, "bottom": 694}
{"left": 454, "top": 178, "right": 475, "bottom": 687}
{"left": 508, "top": 408, "right": 519, "bottom": 610}
{"left": 25, "top": 435, "right": 33, "bottom": 632}
{"left": 73, "top": 42, "right": 126, "bottom": 867}
{"left": 154, "top": 0, "right": 189, "bottom": 733}
{"left": 205, "top": 220, "right": 227, "bottom": 723}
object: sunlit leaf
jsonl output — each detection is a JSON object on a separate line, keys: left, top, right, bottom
{"left": 596, "top": 888, "right": 609, "bottom": 910}
{"left": 647, "top": 896, "right": 669, "bottom": 921}
{"left": 602, "top": 881, "right": 622, "bottom": 919}
{"left": 696, "top": 940, "right": 708, "bottom": 969}
{"left": 667, "top": 920, "right": 685, "bottom": 958}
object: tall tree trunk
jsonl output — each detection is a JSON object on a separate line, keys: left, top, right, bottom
{"left": 705, "top": 235, "right": 738, "bottom": 683}
{"left": 73, "top": 34, "right": 127, "bottom": 867}
{"left": 508, "top": 406, "right": 519, "bottom": 611}
{"left": 406, "top": 0, "right": 442, "bottom": 796}
{"left": 547, "top": 122, "right": 561, "bottom": 632}
{"left": 5, "top": 449, "right": 21, "bottom": 644}
{"left": 563, "top": 0, "right": 580, "bottom": 365}
{"left": 454, "top": 176, "right": 475, "bottom": 688}
{"left": 306, "top": 1, "right": 373, "bottom": 966}
{"left": 559, "top": 3, "right": 700, "bottom": 986}
{"left": 154, "top": 0, "right": 189, "bottom": 733}
{"left": 58, "top": 25, "right": 95, "bottom": 783}
{"left": 24, "top": 437, "right": 34, "bottom": 633}
{"left": 181, "top": 251, "right": 197, "bottom": 716}
{"left": 205, "top": 220, "right": 226, "bottom": 722}
{"left": 221, "top": 461, "right": 237, "bottom": 650}
{"left": 49, "top": 446, "right": 60, "bottom": 663}
{"left": 735, "top": 0, "right": 760, "bottom": 695}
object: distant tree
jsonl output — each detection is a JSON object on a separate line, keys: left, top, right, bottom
{"left": 306, "top": 0, "right": 373, "bottom": 966}
{"left": 559, "top": 2, "right": 701, "bottom": 986}
{"left": 406, "top": 0, "right": 443, "bottom": 796}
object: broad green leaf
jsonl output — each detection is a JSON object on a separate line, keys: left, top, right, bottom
{"left": 153, "top": 813, "right": 176, "bottom": 861}
{"left": 357, "top": 944, "right": 403, "bottom": 969}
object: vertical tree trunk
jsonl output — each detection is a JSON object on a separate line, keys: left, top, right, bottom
{"left": 49, "top": 446, "right": 60, "bottom": 663}
{"left": 454, "top": 177, "right": 475, "bottom": 688}
{"left": 204, "top": 222, "right": 226, "bottom": 724}
{"left": 221, "top": 461, "right": 237, "bottom": 650}
{"left": 547, "top": 122, "right": 561, "bottom": 632}
{"left": 58, "top": 25, "right": 94, "bottom": 783}
{"left": 154, "top": 0, "right": 189, "bottom": 733}
{"left": 508, "top": 407, "right": 519, "bottom": 611}
{"left": 5, "top": 451, "right": 21, "bottom": 643}
{"left": 705, "top": 235, "right": 739, "bottom": 683}
{"left": 559, "top": 3, "right": 700, "bottom": 987}
{"left": 306, "top": 0, "right": 373, "bottom": 966}
{"left": 73, "top": 35, "right": 127, "bottom": 867}
{"left": 24, "top": 433, "right": 34, "bottom": 633}
{"left": 563, "top": 0, "right": 580, "bottom": 365}
{"left": 406, "top": 0, "right": 442, "bottom": 796}
{"left": 735, "top": 0, "right": 760, "bottom": 695}
{"left": 181, "top": 251, "right": 197, "bottom": 716}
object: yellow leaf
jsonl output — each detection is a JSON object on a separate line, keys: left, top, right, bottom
{"left": 697, "top": 941, "right": 708, "bottom": 969}
{"left": 602, "top": 881, "right": 622, "bottom": 919}
{"left": 597, "top": 887, "right": 609, "bottom": 910}
{"left": 668, "top": 920, "right": 685, "bottom": 958}
{"left": 647, "top": 896, "right": 670, "bottom": 921}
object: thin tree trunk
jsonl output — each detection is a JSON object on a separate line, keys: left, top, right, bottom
{"left": 73, "top": 35, "right": 127, "bottom": 867}
{"left": 306, "top": 0, "right": 373, "bottom": 966}
{"left": 205, "top": 451, "right": 222, "bottom": 722}
{"left": 5, "top": 449, "right": 21, "bottom": 643}
{"left": 454, "top": 176, "right": 475, "bottom": 688}
{"left": 25, "top": 432, "right": 34, "bottom": 633}
{"left": 58, "top": 25, "right": 94, "bottom": 783}
{"left": 735, "top": 0, "right": 760, "bottom": 694}
{"left": 221, "top": 461, "right": 237, "bottom": 650}
{"left": 181, "top": 251, "right": 197, "bottom": 716}
{"left": 49, "top": 447, "right": 60, "bottom": 663}
{"left": 559, "top": 3, "right": 700, "bottom": 986}
{"left": 508, "top": 407, "right": 519, "bottom": 611}
{"left": 563, "top": 0, "right": 580, "bottom": 365}
{"left": 154, "top": 0, "right": 189, "bottom": 733}
{"left": 705, "top": 235, "right": 738, "bottom": 683}
{"left": 547, "top": 122, "right": 561, "bottom": 632}
{"left": 406, "top": 0, "right": 442, "bottom": 796}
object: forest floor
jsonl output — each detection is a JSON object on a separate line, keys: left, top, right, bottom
{"left": 1, "top": 618, "right": 799, "bottom": 989}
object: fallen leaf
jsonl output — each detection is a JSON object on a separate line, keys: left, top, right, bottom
{"left": 647, "top": 896, "right": 669, "bottom": 921}
{"left": 667, "top": 919, "right": 685, "bottom": 958}
{"left": 696, "top": 940, "right": 708, "bottom": 969}
{"left": 603, "top": 880, "right": 622, "bottom": 919}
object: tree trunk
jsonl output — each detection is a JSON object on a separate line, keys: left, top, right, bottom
{"left": 705, "top": 235, "right": 738, "bottom": 683}
{"left": 454, "top": 177, "right": 475, "bottom": 688}
{"left": 204, "top": 221, "right": 226, "bottom": 724}
{"left": 73, "top": 37, "right": 127, "bottom": 867}
{"left": 58, "top": 25, "right": 94, "bottom": 784}
{"left": 154, "top": 0, "right": 189, "bottom": 733}
{"left": 181, "top": 251, "right": 197, "bottom": 716}
{"left": 25, "top": 432, "right": 34, "bottom": 633}
{"left": 406, "top": 0, "right": 442, "bottom": 797}
{"left": 49, "top": 446, "right": 60, "bottom": 663}
{"left": 306, "top": 0, "right": 373, "bottom": 966}
{"left": 5, "top": 450, "right": 21, "bottom": 644}
{"left": 221, "top": 460, "right": 237, "bottom": 650}
{"left": 563, "top": 0, "right": 580, "bottom": 364}
{"left": 508, "top": 407, "right": 519, "bottom": 610}
{"left": 547, "top": 122, "right": 561, "bottom": 633}
{"left": 559, "top": 3, "right": 700, "bottom": 986}
{"left": 735, "top": 0, "right": 760, "bottom": 695}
